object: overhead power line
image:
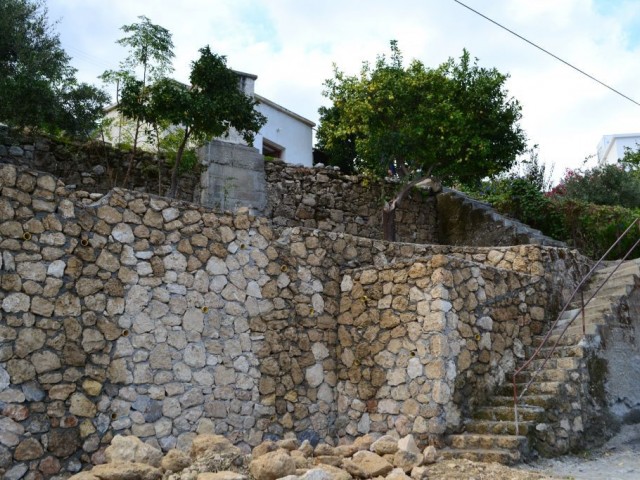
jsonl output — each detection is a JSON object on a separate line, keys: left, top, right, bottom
{"left": 452, "top": 0, "right": 640, "bottom": 108}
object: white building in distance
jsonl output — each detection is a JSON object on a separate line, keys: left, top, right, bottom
{"left": 597, "top": 133, "right": 640, "bottom": 165}
{"left": 104, "top": 70, "right": 315, "bottom": 167}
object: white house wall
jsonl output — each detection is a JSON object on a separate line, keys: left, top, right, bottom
{"left": 255, "top": 101, "right": 314, "bottom": 167}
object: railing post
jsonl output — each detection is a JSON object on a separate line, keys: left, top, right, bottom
{"left": 513, "top": 374, "right": 519, "bottom": 436}
{"left": 581, "top": 290, "right": 585, "bottom": 336}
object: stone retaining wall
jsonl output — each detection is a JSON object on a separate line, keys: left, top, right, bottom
{"left": 264, "top": 160, "right": 564, "bottom": 249}
{"left": 264, "top": 160, "right": 438, "bottom": 245}
{"left": 0, "top": 162, "right": 593, "bottom": 478}
{"left": 335, "top": 255, "right": 550, "bottom": 443}
{"left": 0, "top": 138, "right": 201, "bottom": 203}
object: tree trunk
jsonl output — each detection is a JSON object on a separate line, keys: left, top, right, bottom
{"left": 154, "top": 125, "right": 162, "bottom": 196}
{"left": 169, "top": 129, "right": 190, "bottom": 198}
{"left": 383, "top": 203, "right": 396, "bottom": 242}
{"left": 380, "top": 173, "right": 432, "bottom": 242}
{"left": 122, "top": 119, "right": 141, "bottom": 188}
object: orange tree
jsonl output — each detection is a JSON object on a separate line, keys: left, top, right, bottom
{"left": 316, "top": 41, "right": 527, "bottom": 240}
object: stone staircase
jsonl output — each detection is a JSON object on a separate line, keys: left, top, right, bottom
{"left": 441, "top": 258, "right": 640, "bottom": 464}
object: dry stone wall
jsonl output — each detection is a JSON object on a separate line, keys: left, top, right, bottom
{"left": 265, "top": 160, "right": 438, "bottom": 245}
{"left": 335, "top": 255, "right": 551, "bottom": 443}
{"left": 264, "top": 159, "right": 564, "bottom": 249}
{"left": 0, "top": 161, "right": 594, "bottom": 478}
{"left": 0, "top": 138, "right": 200, "bottom": 203}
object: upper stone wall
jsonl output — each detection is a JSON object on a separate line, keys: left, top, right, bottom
{"left": 264, "top": 160, "right": 565, "bottom": 249}
{"left": 436, "top": 190, "right": 565, "bottom": 247}
{"left": 3, "top": 137, "right": 565, "bottom": 250}
{"left": 264, "top": 160, "right": 438, "bottom": 245}
{"left": 0, "top": 137, "right": 200, "bottom": 203}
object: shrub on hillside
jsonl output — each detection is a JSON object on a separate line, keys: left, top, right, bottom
{"left": 464, "top": 159, "right": 640, "bottom": 260}
{"left": 551, "top": 200, "right": 639, "bottom": 260}
{"left": 549, "top": 165, "right": 640, "bottom": 209}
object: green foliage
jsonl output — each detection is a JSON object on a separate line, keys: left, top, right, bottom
{"left": 147, "top": 46, "right": 267, "bottom": 197}
{"left": 547, "top": 165, "right": 640, "bottom": 259}
{"left": 552, "top": 200, "right": 639, "bottom": 260}
{"left": 101, "top": 16, "right": 175, "bottom": 162}
{"left": 316, "top": 105, "right": 357, "bottom": 174}
{"left": 550, "top": 165, "right": 640, "bottom": 209}
{"left": 620, "top": 144, "right": 640, "bottom": 173}
{"left": 317, "top": 41, "right": 527, "bottom": 184}
{"left": 0, "top": 0, "right": 109, "bottom": 137}
{"left": 115, "top": 16, "right": 175, "bottom": 83}
{"left": 101, "top": 15, "right": 174, "bottom": 95}
{"left": 466, "top": 155, "right": 640, "bottom": 260}
{"left": 57, "top": 82, "right": 110, "bottom": 138}
{"left": 159, "top": 128, "right": 197, "bottom": 174}
{"left": 466, "top": 152, "right": 565, "bottom": 239}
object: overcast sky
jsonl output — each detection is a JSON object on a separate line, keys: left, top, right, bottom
{"left": 47, "top": 0, "right": 640, "bottom": 183}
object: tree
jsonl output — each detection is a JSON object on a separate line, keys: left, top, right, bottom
{"left": 317, "top": 41, "right": 527, "bottom": 240}
{"left": 315, "top": 105, "right": 357, "bottom": 173}
{"left": 620, "top": 144, "right": 640, "bottom": 175}
{"left": 102, "top": 16, "right": 175, "bottom": 185}
{"left": 146, "top": 46, "right": 266, "bottom": 198}
{"left": 550, "top": 165, "right": 640, "bottom": 209}
{"left": 0, "top": 0, "right": 109, "bottom": 137}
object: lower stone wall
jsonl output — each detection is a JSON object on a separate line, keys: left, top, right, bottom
{"left": 0, "top": 162, "right": 595, "bottom": 478}
{"left": 335, "top": 255, "right": 550, "bottom": 443}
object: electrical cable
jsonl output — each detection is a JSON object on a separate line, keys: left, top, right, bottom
{"left": 452, "top": 0, "right": 640, "bottom": 107}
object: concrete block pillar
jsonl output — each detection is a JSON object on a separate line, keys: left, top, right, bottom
{"left": 199, "top": 140, "right": 267, "bottom": 214}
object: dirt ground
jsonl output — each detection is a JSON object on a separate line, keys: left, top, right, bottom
{"left": 518, "top": 424, "right": 640, "bottom": 480}
{"left": 427, "top": 424, "right": 640, "bottom": 480}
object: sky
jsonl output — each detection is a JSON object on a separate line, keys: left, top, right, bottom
{"left": 46, "top": 0, "right": 640, "bottom": 184}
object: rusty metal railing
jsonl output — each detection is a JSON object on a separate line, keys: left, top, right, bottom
{"left": 512, "top": 218, "right": 640, "bottom": 435}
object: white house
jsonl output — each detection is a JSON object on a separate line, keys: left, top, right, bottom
{"left": 222, "top": 71, "right": 314, "bottom": 166}
{"left": 255, "top": 95, "right": 314, "bottom": 166}
{"left": 597, "top": 133, "right": 640, "bottom": 165}
{"left": 104, "top": 70, "right": 315, "bottom": 167}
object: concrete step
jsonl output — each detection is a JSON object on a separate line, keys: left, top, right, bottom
{"left": 515, "top": 367, "right": 572, "bottom": 383}
{"left": 558, "top": 308, "right": 607, "bottom": 325}
{"left": 473, "top": 405, "right": 545, "bottom": 422}
{"left": 579, "top": 282, "right": 631, "bottom": 300}
{"left": 563, "top": 302, "right": 613, "bottom": 319}
{"left": 464, "top": 420, "right": 534, "bottom": 436}
{"left": 496, "top": 381, "right": 563, "bottom": 396}
{"left": 447, "top": 433, "right": 528, "bottom": 451}
{"left": 528, "top": 356, "right": 581, "bottom": 370}
{"left": 490, "top": 395, "right": 556, "bottom": 409}
{"left": 593, "top": 260, "right": 640, "bottom": 277}
{"left": 531, "top": 325, "right": 605, "bottom": 347}
{"left": 531, "top": 331, "right": 585, "bottom": 348}
{"left": 439, "top": 447, "right": 522, "bottom": 465}
{"left": 527, "top": 344, "right": 586, "bottom": 360}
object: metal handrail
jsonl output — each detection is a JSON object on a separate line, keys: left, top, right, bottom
{"left": 512, "top": 218, "right": 640, "bottom": 435}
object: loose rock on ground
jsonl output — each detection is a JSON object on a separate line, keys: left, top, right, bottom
{"left": 69, "top": 432, "right": 557, "bottom": 480}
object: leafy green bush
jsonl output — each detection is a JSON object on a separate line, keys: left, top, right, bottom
{"left": 464, "top": 152, "right": 566, "bottom": 239}
{"left": 473, "top": 176, "right": 565, "bottom": 239}
{"left": 464, "top": 157, "right": 640, "bottom": 260}
{"left": 550, "top": 165, "right": 640, "bottom": 209}
{"left": 550, "top": 200, "right": 639, "bottom": 260}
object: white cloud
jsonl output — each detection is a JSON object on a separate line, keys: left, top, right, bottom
{"left": 46, "top": 0, "right": 640, "bottom": 182}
